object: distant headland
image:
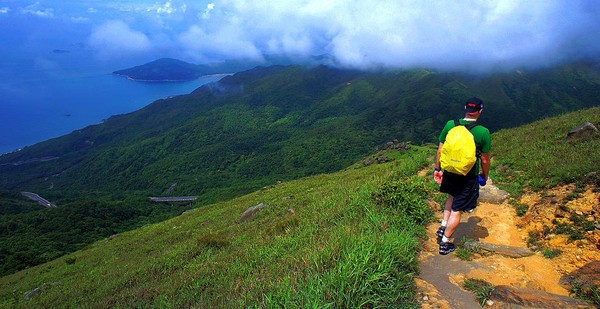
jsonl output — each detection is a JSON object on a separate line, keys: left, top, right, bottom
{"left": 113, "top": 58, "right": 255, "bottom": 82}
{"left": 113, "top": 58, "right": 206, "bottom": 82}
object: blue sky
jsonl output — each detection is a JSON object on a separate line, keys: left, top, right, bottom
{"left": 0, "top": 0, "right": 599, "bottom": 72}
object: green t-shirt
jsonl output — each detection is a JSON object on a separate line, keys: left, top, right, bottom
{"left": 438, "top": 119, "right": 491, "bottom": 175}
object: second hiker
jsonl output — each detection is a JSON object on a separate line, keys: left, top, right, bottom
{"left": 433, "top": 97, "right": 491, "bottom": 255}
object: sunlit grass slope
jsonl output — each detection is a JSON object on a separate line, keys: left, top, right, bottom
{"left": 2, "top": 107, "right": 597, "bottom": 308}
{"left": 0, "top": 145, "right": 435, "bottom": 308}
{"left": 492, "top": 106, "right": 600, "bottom": 191}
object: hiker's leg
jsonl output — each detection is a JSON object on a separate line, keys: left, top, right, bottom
{"left": 442, "top": 195, "right": 453, "bottom": 223}
{"left": 444, "top": 210, "right": 461, "bottom": 239}
{"left": 436, "top": 195, "right": 454, "bottom": 238}
{"left": 439, "top": 208, "right": 460, "bottom": 255}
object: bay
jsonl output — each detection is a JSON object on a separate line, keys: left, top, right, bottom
{"left": 0, "top": 68, "right": 223, "bottom": 155}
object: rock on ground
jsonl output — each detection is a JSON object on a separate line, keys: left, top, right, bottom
{"left": 560, "top": 260, "right": 600, "bottom": 296}
{"left": 491, "top": 285, "right": 594, "bottom": 308}
{"left": 478, "top": 182, "right": 510, "bottom": 204}
{"left": 238, "top": 203, "right": 269, "bottom": 223}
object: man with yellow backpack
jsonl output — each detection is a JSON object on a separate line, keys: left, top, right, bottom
{"left": 433, "top": 97, "right": 491, "bottom": 255}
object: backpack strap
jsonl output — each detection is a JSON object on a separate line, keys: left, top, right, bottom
{"left": 453, "top": 119, "right": 479, "bottom": 130}
{"left": 465, "top": 121, "right": 482, "bottom": 158}
{"left": 456, "top": 120, "right": 481, "bottom": 159}
{"left": 465, "top": 122, "right": 479, "bottom": 130}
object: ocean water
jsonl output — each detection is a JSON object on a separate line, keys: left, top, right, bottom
{"left": 0, "top": 54, "right": 224, "bottom": 155}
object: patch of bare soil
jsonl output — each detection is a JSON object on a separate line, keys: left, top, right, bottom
{"left": 460, "top": 201, "right": 570, "bottom": 295}
{"left": 518, "top": 185, "right": 600, "bottom": 272}
{"left": 418, "top": 182, "right": 599, "bottom": 308}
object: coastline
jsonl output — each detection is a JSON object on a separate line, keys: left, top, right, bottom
{"left": 1, "top": 73, "right": 226, "bottom": 155}
{"left": 113, "top": 73, "right": 232, "bottom": 83}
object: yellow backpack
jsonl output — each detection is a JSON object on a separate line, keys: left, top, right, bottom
{"left": 441, "top": 120, "right": 479, "bottom": 176}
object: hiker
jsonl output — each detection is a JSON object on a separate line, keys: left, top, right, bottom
{"left": 433, "top": 97, "right": 491, "bottom": 255}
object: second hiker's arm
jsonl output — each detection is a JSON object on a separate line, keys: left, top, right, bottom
{"left": 480, "top": 152, "right": 490, "bottom": 180}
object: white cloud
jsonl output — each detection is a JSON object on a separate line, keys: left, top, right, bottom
{"left": 136, "top": 0, "right": 187, "bottom": 15}
{"left": 0, "top": 7, "right": 10, "bottom": 14}
{"left": 202, "top": 3, "right": 215, "bottom": 19}
{"left": 178, "top": 24, "right": 262, "bottom": 62}
{"left": 175, "top": 0, "right": 600, "bottom": 72}
{"left": 151, "top": 0, "right": 174, "bottom": 14}
{"left": 21, "top": 3, "right": 54, "bottom": 18}
{"left": 33, "top": 0, "right": 594, "bottom": 72}
{"left": 88, "top": 20, "right": 152, "bottom": 57}
{"left": 266, "top": 33, "right": 314, "bottom": 56}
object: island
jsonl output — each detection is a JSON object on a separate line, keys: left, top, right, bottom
{"left": 113, "top": 58, "right": 207, "bottom": 82}
{"left": 113, "top": 57, "right": 278, "bottom": 82}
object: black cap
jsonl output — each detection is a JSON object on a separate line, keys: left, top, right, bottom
{"left": 465, "top": 97, "right": 484, "bottom": 113}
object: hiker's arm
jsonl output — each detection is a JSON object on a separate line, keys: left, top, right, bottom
{"left": 434, "top": 142, "right": 444, "bottom": 184}
{"left": 481, "top": 152, "right": 490, "bottom": 180}
{"left": 435, "top": 142, "right": 443, "bottom": 170}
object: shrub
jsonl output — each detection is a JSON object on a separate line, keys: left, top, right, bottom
{"left": 371, "top": 178, "right": 434, "bottom": 224}
{"left": 527, "top": 230, "right": 544, "bottom": 249}
{"left": 542, "top": 248, "right": 562, "bottom": 259}
{"left": 572, "top": 282, "right": 600, "bottom": 307}
{"left": 509, "top": 200, "right": 528, "bottom": 217}
{"left": 555, "top": 223, "right": 585, "bottom": 241}
{"left": 571, "top": 213, "right": 596, "bottom": 232}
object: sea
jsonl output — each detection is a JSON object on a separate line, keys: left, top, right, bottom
{"left": 0, "top": 51, "right": 225, "bottom": 155}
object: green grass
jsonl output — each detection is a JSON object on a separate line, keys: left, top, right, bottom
{"left": 0, "top": 146, "right": 434, "bottom": 308}
{"left": 492, "top": 107, "right": 600, "bottom": 192}
{"left": 542, "top": 248, "right": 563, "bottom": 259}
{"left": 572, "top": 283, "right": 600, "bottom": 308}
{"left": 455, "top": 237, "right": 483, "bottom": 261}
{"left": 455, "top": 247, "right": 473, "bottom": 261}
{"left": 509, "top": 200, "right": 529, "bottom": 217}
{"left": 463, "top": 278, "right": 495, "bottom": 307}
{"left": 555, "top": 222, "right": 586, "bottom": 241}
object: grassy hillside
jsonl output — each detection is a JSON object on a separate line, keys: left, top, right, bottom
{"left": 491, "top": 106, "right": 600, "bottom": 192}
{"left": 0, "top": 107, "right": 598, "bottom": 307}
{"left": 0, "top": 145, "right": 434, "bottom": 308}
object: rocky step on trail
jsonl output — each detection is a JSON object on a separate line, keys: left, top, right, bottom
{"left": 418, "top": 181, "right": 599, "bottom": 308}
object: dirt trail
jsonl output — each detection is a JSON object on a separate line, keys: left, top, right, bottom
{"left": 417, "top": 182, "right": 600, "bottom": 308}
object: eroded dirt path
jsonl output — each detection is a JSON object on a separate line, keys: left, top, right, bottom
{"left": 417, "top": 182, "right": 599, "bottom": 308}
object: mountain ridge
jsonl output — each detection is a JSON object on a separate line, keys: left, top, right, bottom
{"left": 0, "top": 62, "right": 599, "bottom": 278}
{"left": 111, "top": 56, "right": 324, "bottom": 82}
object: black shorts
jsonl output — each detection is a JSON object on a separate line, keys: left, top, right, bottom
{"left": 440, "top": 172, "right": 479, "bottom": 212}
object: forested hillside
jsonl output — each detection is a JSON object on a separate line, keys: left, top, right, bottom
{"left": 2, "top": 63, "right": 599, "bottom": 199}
{"left": 0, "top": 62, "right": 599, "bottom": 276}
